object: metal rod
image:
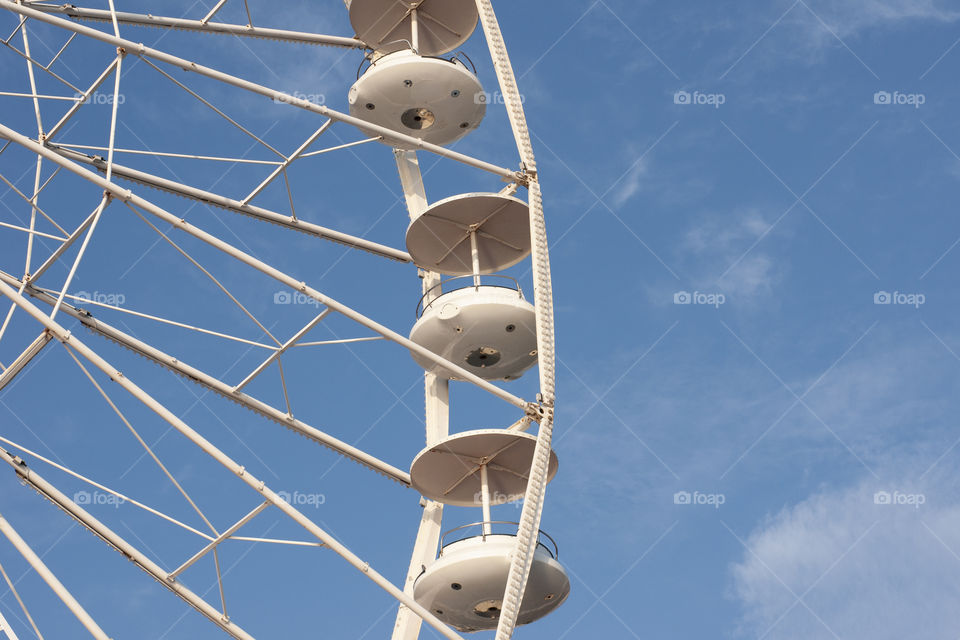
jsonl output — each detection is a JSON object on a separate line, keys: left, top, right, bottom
{"left": 242, "top": 120, "right": 332, "bottom": 205}
{"left": 233, "top": 309, "right": 331, "bottom": 392}
{"left": 46, "top": 58, "right": 119, "bottom": 140}
{"left": 169, "top": 502, "right": 271, "bottom": 579}
{"left": 0, "top": 332, "right": 50, "bottom": 392}
{"left": 0, "top": 449, "right": 256, "bottom": 640}
{"left": 0, "top": 512, "right": 112, "bottom": 640}
{"left": 410, "top": 8, "right": 419, "bottom": 52}
{"left": 0, "top": 557, "right": 42, "bottom": 640}
{"left": 0, "top": 281, "right": 466, "bottom": 640}
{"left": 23, "top": 3, "right": 367, "bottom": 48}
{"left": 0, "top": 609, "right": 21, "bottom": 640}
{"left": 481, "top": 464, "right": 492, "bottom": 536}
{"left": 470, "top": 229, "right": 481, "bottom": 288}
{"left": 0, "top": 1, "right": 519, "bottom": 181}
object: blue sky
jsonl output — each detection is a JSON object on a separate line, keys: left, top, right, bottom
{"left": 2, "top": 0, "right": 960, "bottom": 638}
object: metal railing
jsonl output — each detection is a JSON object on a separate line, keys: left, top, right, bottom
{"left": 416, "top": 274, "right": 524, "bottom": 318}
{"left": 439, "top": 521, "right": 559, "bottom": 559}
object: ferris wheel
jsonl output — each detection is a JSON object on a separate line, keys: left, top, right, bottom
{"left": 0, "top": 1, "right": 567, "bottom": 638}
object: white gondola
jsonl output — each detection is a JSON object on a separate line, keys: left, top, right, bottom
{"left": 409, "top": 277, "right": 537, "bottom": 381}
{"left": 409, "top": 430, "right": 568, "bottom": 632}
{"left": 406, "top": 193, "right": 531, "bottom": 276}
{"left": 344, "top": 0, "right": 478, "bottom": 56}
{"left": 413, "top": 524, "right": 570, "bottom": 632}
{"left": 349, "top": 49, "right": 485, "bottom": 149}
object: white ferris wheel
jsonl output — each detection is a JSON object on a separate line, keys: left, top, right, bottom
{"left": 0, "top": 1, "right": 568, "bottom": 638}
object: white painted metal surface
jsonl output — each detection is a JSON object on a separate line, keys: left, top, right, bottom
{"left": 349, "top": 50, "right": 486, "bottom": 149}
{"left": 406, "top": 193, "right": 531, "bottom": 275}
{"left": 413, "top": 531, "right": 570, "bottom": 632}
{"left": 410, "top": 283, "right": 538, "bottom": 381}
{"left": 409, "top": 429, "right": 559, "bottom": 507}
{"left": 345, "top": 0, "right": 478, "bottom": 56}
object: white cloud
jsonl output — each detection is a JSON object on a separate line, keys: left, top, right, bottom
{"left": 730, "top": 467, "right": 960, "bottom": 639}
{"left": 682, "top": 208, "right": 781, "bottom": 299}
{"left": 610, "top": 157, "right": 650, "bottom": 207}
{"left": 797, "top": 0, "right": 960, "bottom": 39}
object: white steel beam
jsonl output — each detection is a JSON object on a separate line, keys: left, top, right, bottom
{"left": 0, "top": 332, "right": 50, "bottom": 392}
{"left": 0, "top": 271, "right": 413, "bottom": 486}
{"left": 0, "top": 450, "right": 255, "bottom": 640}
{"left": 392, "top": 150, "right": 447, "bottom": 640}
{"left": 50, "top": 146, "right": 413, "bottom": 263}
{"left": 0, "top": 125, "right": 531, "bottom": 411}
{"left": 0, "top": 610, "right": 21, "bottom": 640}
{"left": 0, "top": 1, "right": 521, "bottom": 182}
{"left": 22, "top": 4, "right": 367, "bottom": 48}
{"left": 0, "top": 511, "right": 112, "bottom": 640}
{"left": 0, "top": 279, "right": 466, "bottom": 640}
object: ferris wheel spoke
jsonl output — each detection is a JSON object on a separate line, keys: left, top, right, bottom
{"left": 22, "top": 3, "right": 367, "bottom": 49}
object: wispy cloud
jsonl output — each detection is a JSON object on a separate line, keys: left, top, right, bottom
{"left": 683, "top": 208, "right": 782, "bottom": 299}
{"left": 730, "top": 464, "right": 960, "bottom": 640}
